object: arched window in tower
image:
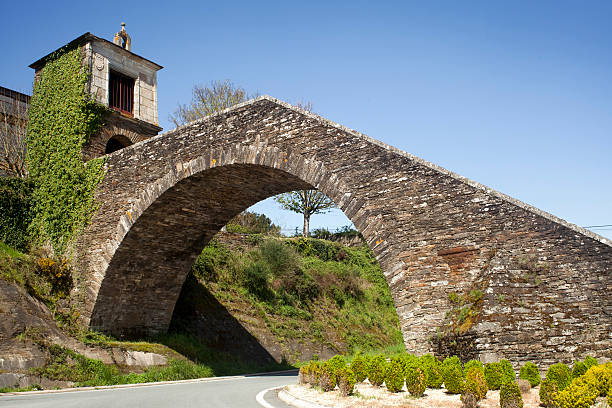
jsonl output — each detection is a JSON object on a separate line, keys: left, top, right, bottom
{"left": 105, "top": 135, "right": 133, "bottom": 154}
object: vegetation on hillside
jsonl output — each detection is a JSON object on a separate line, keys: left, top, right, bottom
{"left": 186, "top": 235, "right": 403, "bottom": 355}
{"left": 225, "top": 211, "right": 280, "bottom": 235}
{"left": 0, "top": 210, "right": 403, "bottom": 391}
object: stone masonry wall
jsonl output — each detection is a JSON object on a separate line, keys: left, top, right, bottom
{"left": 82, "top": 111, "right": 160, "bottom": 160}
{"left": 75, "top": 96, "right": 611, "bottom": 367}
{"left": 85, "top": 41, "right": 159, "bottom": 125}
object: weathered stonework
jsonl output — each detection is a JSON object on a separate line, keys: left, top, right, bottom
{"left": 82, "top": 111, "right": 161, "bottom": 160}
{"left": 75, "top": 96, "right": 611, "bottom": 367}
{"left": 83, "top": 38, "right": 161, "bottom": 125}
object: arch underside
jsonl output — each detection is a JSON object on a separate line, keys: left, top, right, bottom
{"left": 90, "top": 164, "right": 311, "bottom": 337}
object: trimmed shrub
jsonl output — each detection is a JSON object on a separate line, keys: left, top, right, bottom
{"left": 519, "top": 362, "right": 541, "bottom": 387}
{"left": 400, "top": 353, "right": 420, "bottom": 374}
{"left": 485, "top": 362, "right": 504, "bottom": 390}
{"left": 462, "top": 366, "right": 488, "bottom": 401}
{"left": 319, "top": 365, "right": 335, "bottom": 391}
{"left": 306, "top": 361, "right": 322, "bottom": 386}
{"left": 584, "top": 356, "right": 598, "bottom": 370}
{"left": 442, "top": 356, "right": 462, "bottom": 387}
{"left": 323, "top": 355, "right": 346, "bottom": 388}
{"left": 406, "top": 367, "right": 427, "bottom": 397}
{"left": 554, "top": 378, "right": 598, "bottom": 408}
{"left": 500, "top": 381, "right": 523, "bottom": 408}
{"left": 546, "top": 363, "right": 572, "bottom": 391}
{"left": 499, "top": 359, "right": 516, "bottom": 383}
{"left": 539, "top": 378, "right": 559, "bottom": 408}
{"left": 385, "top": 358, "right": 405, "bottom": 393}
{"left": 464, "top": 360, "right": 484, "bottom": 376}
{"left": 367, "top": 355, "right": 387, "bottom": 386}
{"left": 572, "top": 361, "right": 588, "bottom": 379}
{"left": 460, "top": 392, "right": 478, "bottom": 408}
{"left": 336, "top": 367, "right": 356, "bottom": 396}
{"left": 325, "top": 355, "right": 346, "bottom": 372}
{"left": 350, "top": 353, "right": 368, "bottom": 383}
{"left": 298, "top": 365, "right": 308, "bottom": 384}
{"left": 517, "top": 379, "right": 531, "bottom": 394}
{"left": 300, "top": 361, "right": 325, "bottom": 386}
{"left": 420, "top": 354, "right": 443, "bottom": 388}
{"left": 582, "top": 364, "right": 612, "bottom": 396}
{"left": 442, "top": 356, "right": 462, "bottom": 372}
{"left": 444, "top": 363, "right": 464, "bottom": 394}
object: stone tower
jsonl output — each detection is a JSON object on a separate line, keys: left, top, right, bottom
{"left": 29, "top": 23, "right": 163, "bottom": 159}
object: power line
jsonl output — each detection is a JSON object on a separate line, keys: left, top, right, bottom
{"left": 584, "top": 224, "right": 612, "bottom": 228}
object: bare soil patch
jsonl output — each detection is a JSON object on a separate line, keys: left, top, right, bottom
{"left": 285, "top": 381, "right": 542, "bottom": 408}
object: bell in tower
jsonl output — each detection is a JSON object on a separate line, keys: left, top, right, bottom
{"left": 113, "top": 22, "right": 131, "bottom": 51}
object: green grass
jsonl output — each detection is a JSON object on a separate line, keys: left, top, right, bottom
{"left": 191, "top": 237, "right": 403, "bottom": 355}
{"left": 0, "top": 241, "right": 35, "bottom": 288}
{"left": 0, "top": 385, "right": 42, "bottom": 393}
{"left": 30, "top": 343, "right": 217, "bottom": 387}
{"left": 355, "top": 343, "right": 407, "bottom": 359}
{"left": 42, "top": 342, "right": 290, "bottom": 387}
{"left": 1, "top": 330, "right": 295, "bottom": 393}
{"left": 0, "top": 241, "right": 25, "bottom": 259}
{"left": 77, "top": 330, "right": 294, "bottom": 378}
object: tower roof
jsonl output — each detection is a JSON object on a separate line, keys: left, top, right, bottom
{"left": 29, "top": 32, "right": 163, "bottom": 71}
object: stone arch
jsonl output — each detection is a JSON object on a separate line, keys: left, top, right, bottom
{"left": 105, "top": 134, "right": 133, "bottom": 154}
{"left": 86, "top": 144, "right": 400, "bottom": 339}
{"left": 76, "top": 96, "right": 611, "bottom": 362}
{"left": 81, "top": 114, "right": 157, "bottom": 160}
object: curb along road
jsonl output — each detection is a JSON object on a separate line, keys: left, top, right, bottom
{"left": 0, "top": 369, "right": 298, "bottom": 397}
{"left": 277, "top": 388, "right": 330, "bottom": 408}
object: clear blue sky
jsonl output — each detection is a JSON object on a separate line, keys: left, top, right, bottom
{"left": 2, "top": 1, "right": 610, "bottom": 238}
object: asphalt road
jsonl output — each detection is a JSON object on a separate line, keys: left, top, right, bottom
{"left": 0, "top": 371, "right": 298, "bottom": 408}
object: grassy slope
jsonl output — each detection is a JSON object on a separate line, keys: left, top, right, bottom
{"left": 171, "top": 235, "right": 403, "bottom": 363}
{"left": 0, "top": 235, "right": 403, "bottom": 390}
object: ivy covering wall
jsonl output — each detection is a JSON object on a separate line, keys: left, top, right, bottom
{"left": 26, "top": 46, "right": 107, "bottom": 255}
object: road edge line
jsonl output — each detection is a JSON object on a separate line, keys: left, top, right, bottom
{"left": 0, "top": 369, "right": 298, "bottom": 397}
{"left": 255, "top": 386, "right": 283, "bottom": 408}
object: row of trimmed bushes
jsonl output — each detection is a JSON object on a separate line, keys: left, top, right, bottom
{"left": 539, "top": 357, "right": 612, "bottom": 408}
{"left": 298, "top": 353, "right": 611, "bottom": 408}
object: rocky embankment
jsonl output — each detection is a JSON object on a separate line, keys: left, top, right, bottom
{"left": 0, "top": 280, "right": 170, "bottom": 389}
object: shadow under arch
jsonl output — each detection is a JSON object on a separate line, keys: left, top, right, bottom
{"left": 88, "top": 145, "right": 399, "bottom": 339}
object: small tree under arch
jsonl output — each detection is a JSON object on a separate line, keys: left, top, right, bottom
{"left": 274, "top": 190, "right": 336, "bottom": 237}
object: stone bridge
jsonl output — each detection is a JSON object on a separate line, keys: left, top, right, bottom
{"left": 76, "top": 96, "right": 611, "bottom": 364}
